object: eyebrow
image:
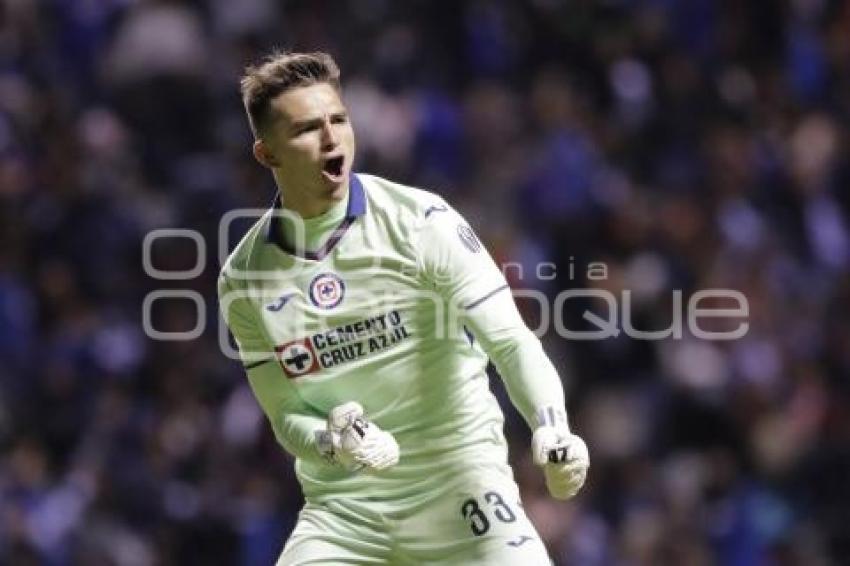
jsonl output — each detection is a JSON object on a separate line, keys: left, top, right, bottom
{"left": 289, "top": 110, "right": 348, "bottom": 131}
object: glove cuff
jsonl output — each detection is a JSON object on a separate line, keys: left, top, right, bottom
{"left": 534, "top": 405, "right": 569, "bottom": 432}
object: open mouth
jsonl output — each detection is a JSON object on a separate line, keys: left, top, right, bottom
{"left": 323, "top": 156, "right": 344, "bottom": 178}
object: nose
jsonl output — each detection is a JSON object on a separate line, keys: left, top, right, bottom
{"left": 320, "top": 118, "right": 338, "bottom": 151}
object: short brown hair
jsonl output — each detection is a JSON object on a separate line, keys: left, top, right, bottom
{"left": 240, "top": 50, "right": 341, "bottom": 137}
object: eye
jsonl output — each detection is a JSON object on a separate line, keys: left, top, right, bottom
{"left": 331, "top": 114, "right": 348, "bottom": 124}
{"left": 296, "top": 124, "right": 318, "bottom": 135}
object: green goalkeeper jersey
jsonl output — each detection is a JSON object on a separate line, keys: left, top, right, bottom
{"left": 218, "top": 174, "right": 565, "bottom": 501}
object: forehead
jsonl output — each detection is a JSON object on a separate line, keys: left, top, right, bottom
{"left": 270, "top": 83, "right": 346, "bottom": 124}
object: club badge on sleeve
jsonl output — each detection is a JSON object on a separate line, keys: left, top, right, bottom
{"left": 457, "top": 224, "right": 481, "bottom": 253}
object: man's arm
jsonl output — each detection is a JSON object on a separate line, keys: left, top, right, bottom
{"left": 243, "top": 361, "right": 332, "bottom": 465}
{"left": 415, "top": 198, "right": 589, "bottom": 499}
{"left": 218, "top": 274, "right": 329, "bottom": 465}
{"left": 414, "top": 200, "right": 565, "bottom": 429}
{"left": 461, "top": 291, "right": 566, "bottom": 430}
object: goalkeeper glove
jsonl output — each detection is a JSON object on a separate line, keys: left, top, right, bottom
{"left": 327, "top": 402, "right": 399, "bottom": 471}
{"left": 531, "top": 407, "right": 589, "bottom": 500}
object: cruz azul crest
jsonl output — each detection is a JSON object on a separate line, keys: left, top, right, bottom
{"left": 309, "top": 272, "right": 346, "bottom": 309}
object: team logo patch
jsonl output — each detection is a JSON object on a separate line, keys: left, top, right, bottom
{"left": 424, "top": 204, "right": 448, "bottom": 218}
{"left": 275, "top": 339, "right": 320, "bottom": 378}
{"left": 506, "top": 535, "right": 534, "bottom": 548}
{"left": 309, "top": 272, "right": 345, "bottom": 309}
{"left": 457, "top": 224, "right": 481, "bottom": 253}
{"left": 266, "top": 292, "right": 295, "bottom": 313}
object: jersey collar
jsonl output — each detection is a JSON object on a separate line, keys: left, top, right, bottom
{"left": 265, "top": 173, "right": 366, "bottom": 260}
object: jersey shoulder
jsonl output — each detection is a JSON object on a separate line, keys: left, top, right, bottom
{"left": 218, "top": 207, "right": 272, "bottom": 290}
{"left": 358, "top": 173, "right": 452, "bottom": 230}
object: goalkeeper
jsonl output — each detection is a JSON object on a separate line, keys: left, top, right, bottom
{"left": 219, "top": 50, "right": 590, "bottom": 565}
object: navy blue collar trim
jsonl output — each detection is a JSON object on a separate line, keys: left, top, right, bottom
{"left": 265, "top": 174, "right": 366, "bottom": 260}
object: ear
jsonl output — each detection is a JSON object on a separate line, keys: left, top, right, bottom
{"left": 253, "top": 139, "right": 280, "bottom": 169}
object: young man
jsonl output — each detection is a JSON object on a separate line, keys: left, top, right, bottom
{"left": 218, "top": 51, "right": 589, "bottom": 565}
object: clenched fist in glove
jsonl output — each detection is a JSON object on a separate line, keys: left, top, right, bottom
{"left": 327, "top": 402, "right": 399, "bottom": 472}
{"left": 531, "top": 407, "right": 589, "bottom": 500}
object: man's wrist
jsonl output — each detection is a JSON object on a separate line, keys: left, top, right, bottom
{"left": 534, "top": 404, "right": 569, "bottom": 433}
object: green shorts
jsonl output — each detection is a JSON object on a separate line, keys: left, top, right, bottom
{"left": 277, "top": 462, "right": 552, "bottom": 565}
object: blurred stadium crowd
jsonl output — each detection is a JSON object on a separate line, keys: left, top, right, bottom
{"left": 2, "top": 0, "right": 850, "bottom": 564}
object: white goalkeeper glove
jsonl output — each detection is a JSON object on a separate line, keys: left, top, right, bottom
{"left": 326, "top": 402, "right": 399, "bottom": 471}
{"left": 531, "top": 408, "right": 589, "bottom": 500}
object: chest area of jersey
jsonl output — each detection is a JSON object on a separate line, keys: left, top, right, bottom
{"left": 258, "top": 261, "right": 431, "bottom": 382}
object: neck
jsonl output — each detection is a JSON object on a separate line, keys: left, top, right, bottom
{"left": 279, "top": 193, "right": 333, "bottom": 219}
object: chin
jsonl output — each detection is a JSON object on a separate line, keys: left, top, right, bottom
{"left": 326, "top": 176, "right": 349, "bottom": 199}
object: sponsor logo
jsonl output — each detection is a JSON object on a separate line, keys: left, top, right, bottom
{"left": 424, "top": 204, "right": 448, "bottom": 218}
{"left": 506, "top": 535, "right": 533, "bottom": 548}
{"left": 275, "top": 339, "right": 320, "bottom": 378}
{"left": 457, "top": 224, "right": 481, "bottom": 253}
{"left": 309, "top": 272, "right": 345, "bottom": 309}
{"left": 273, "top": 310, "right": 413, "bottom": 378}
{"left": 266, "top": 292, "right": 295, "bottom": 312}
